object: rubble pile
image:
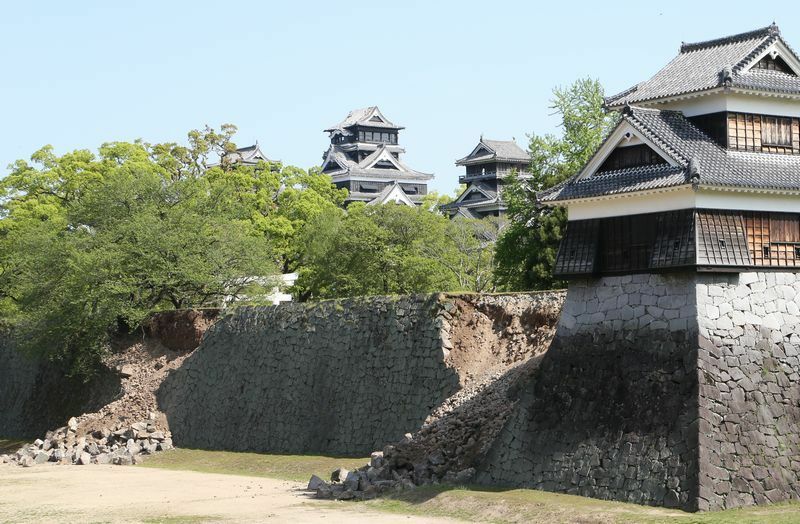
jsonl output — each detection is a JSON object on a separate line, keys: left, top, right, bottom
{"left": 1, "top": 415, "right": 173, "bottom": 467}
{"left": 312, "top": 356, "right": 547, "bottom": 500}
{"left": 2, "top": 310, "right": 212, "bottom": 468}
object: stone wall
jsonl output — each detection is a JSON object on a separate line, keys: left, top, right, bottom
{"left": 696, "top": 272, "right": 800, "bottom": 510}
{"left": 476, "top": 274, "right": 701, "bottom": 509}
{"left": 156, "top": 292, "right": 564, "bottom": 457}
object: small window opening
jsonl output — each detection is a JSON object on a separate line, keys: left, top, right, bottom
{"left": 718, "top": 239, "right": 726, "bottom": 249}
{"left": 763, "top": 246, "right": 771, "bottom": 258}
{"left": 795, "top": 246, "right": 800, "bottom": 258}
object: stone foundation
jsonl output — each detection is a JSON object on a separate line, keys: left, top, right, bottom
{"left": 476, "top": 271, "right": 800, "bottom": 511}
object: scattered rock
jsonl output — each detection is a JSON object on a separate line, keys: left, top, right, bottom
{"left": 331, "top": 467, "right": 349, "bottom": 482}
{"left": 307, "top": 475, "right": 326, "bottom": 491}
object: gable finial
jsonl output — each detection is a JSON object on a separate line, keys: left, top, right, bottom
{"left": 769, "top": 22, "right": 780, "bottom": 35}
{"left": 622, "top": 102, "right": 633, "bottom": 116}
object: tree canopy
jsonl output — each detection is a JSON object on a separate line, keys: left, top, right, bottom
{"left": 494, "top": 78, "right": 619, "bottom": 291}
{"left": 0, "top": 126, "right": 344, "bottom": 376}
{"left": 294, "top": 203, "right": 498, "bottom": 300}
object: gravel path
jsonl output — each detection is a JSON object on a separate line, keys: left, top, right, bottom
{"left": 0, "top": 464, "right": 460, "bottom": 523}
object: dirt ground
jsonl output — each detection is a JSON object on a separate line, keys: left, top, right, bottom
{"left": 0, "top": 464, "right": 459, "bottom": 524}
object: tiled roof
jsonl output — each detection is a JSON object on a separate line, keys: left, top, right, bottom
{"left": 482, "top": 139, "right": 530, "bottom": 161}
{"left": 441, "top": 181, "right": 500, "bottom": 209}
{"left": 606, "top": 24, "right": 800, "bottom": 107}
{"left": 538, "top": 106, "right": 800, "bottom": 203}
{"left": 324, "top": 106, "right": 402, "bottom": 132}
{"left": 321, "top": 144, "right": 433, "bottom": 182}
{"left": 456, "top": 138, "right": 530, "bottom": 165}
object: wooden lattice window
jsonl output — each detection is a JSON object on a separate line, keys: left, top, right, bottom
{"left": 761, "top": 117, "right": 793, "bottom": 147}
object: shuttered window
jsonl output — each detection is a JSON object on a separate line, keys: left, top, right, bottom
{"left": 761, "top": 117, "right": 793, "bottom": 146}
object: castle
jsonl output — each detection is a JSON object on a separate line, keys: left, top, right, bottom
{"left": 320, "top": 106, "right": 434, "bottom": 206}
{"left": 441, "top": 137, "right": 531, "bottom": 219}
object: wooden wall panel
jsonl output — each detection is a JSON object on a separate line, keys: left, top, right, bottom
{"left": 727, "top": 112, "right": 800, "bottom": 155}
{"left": 743, "top": 211, "right": 800, "bottom": 268}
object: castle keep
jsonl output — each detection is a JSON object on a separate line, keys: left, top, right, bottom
{"left": 320, "top": 106, "right": 433, "bottom": 206}
{"left": 478, "top": 25, "right": 800, "bottom": 511}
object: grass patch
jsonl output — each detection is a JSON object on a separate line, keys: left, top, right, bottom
{"left": 0, "top": 438, "right": 27, "bottom": 455}
{"left": 140, "top": 449, "right": 800, "bottom": 523}
{"left": 141, "top": 448, "right": 368, "bottom": 483}
{"left": 364, "top": 485, "right": 800, "bottom": 524}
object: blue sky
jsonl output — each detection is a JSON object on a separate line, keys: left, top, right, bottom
{"left": 1, "top": 1, "right": 798, "bottom": 195}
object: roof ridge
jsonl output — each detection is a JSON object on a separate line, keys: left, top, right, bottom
{"left": 680, "top": 24, "right": 778, "bottom": 53}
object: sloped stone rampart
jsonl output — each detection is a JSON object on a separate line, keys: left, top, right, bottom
{"left": 475, "top": 274, "right": 701, "bottom": 509}
{"left": 476, "top": 271, "right": 800, "bottom": 512}
{"left": 696, "top": 272, "right": 800, "bottom": 510}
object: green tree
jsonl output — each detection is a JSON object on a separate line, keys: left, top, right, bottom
{"left": 494, "top": 78, "right": 618, "bottom": 290}
{"left": 294, "top": 203, "right": 461, "bottom": 300}
{"left": 0, "top": 126, "right": 343, "bottom": 377}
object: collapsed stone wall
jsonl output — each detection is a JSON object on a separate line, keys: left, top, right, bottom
{"left": 157, "top": 292, "right": 564, "bottom": 456}
{"left": 696, "top": 272, "right": 800, "bottom": 510}
{"left": 0, "top": 335, "right": 120, "bottom": 438}
{"left": 476, "top": 274, "right": 701, "bottom": 510}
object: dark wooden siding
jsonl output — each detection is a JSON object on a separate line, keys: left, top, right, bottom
{"left": 554, "top": 209, "right": 800, "bottom": 277}
{"left": 651, "top": 210, "right": 696, "bottom": 268}
{"left": 596, "top": 144, "right": 667, "bottom": 173}
{"left": 554, "top": 210, "right": 694, "bottom": 276}
{"left": 554, "top": 219, "right": 599, "bottom": 275}
{"left": 688, "top": 112, "right": 728, "bottom": 147}
{"left": 695, "top": 210, "right": 752, "bottom": 267}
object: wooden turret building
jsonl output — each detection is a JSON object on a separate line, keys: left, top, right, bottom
{"left": 539, "top": 24, "right": 800, "bottom": 277}
{"left": 320, "top": 106, "right": 434, "bottom": 206}
{"left": 442, "top": 137, "right": 531, "bottom": 219}
{"left": 487, "top": 24, "right": 800, "bottom": 513}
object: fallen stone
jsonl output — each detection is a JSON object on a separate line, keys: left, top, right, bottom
{"left": 307, "top": 475, "right": 326, "bottom": 491}
{"left": 67, "top": 417, "right": 78, "bottom": 432}
{"left": 343, "top": 471, "right": 360, "bottom": 492}
{"left": 331, "top": 467, "right": 349, "bottom": 483}
{"left": 34, "top": 451, "right": 50, "bottom": 464}
{"left": 369, "top": 451, "right": 385, "bottom": 469}
{"left": 77, "top": 452, "right": 92, "bottom": 465}
{"left": 119, "top": 364, "right": 135, "bottom": 378}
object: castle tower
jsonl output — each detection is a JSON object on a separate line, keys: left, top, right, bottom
{"left": 320, "top": 106, "right": 434, "bottom": 206}
{"left": 441, "top": 137, "right": 531, "bottom": 219}
{"left": 477, "top": 24, "right": 800, "bottom": 512}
